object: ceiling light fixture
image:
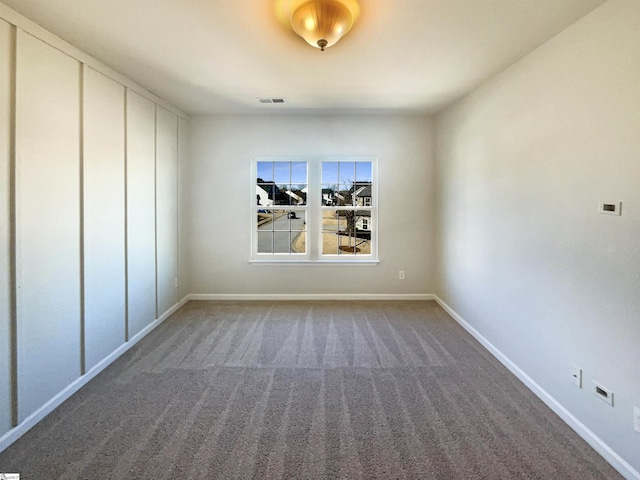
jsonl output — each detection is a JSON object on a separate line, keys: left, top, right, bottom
{"left": 289, "top": 0, "right": 359, "bottom": 51}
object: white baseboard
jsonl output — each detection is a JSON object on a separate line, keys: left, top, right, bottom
{"left": 433, "top": 295, "right": 640, "bottom": 480}
{"left": 0, "top": 295, "right": 189, "bottom": 454}
{"left": 187, "top": 293, "right": 435, "bottom": 301}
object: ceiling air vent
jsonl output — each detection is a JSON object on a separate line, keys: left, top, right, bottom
{"left": 258, "top": 97, "right": 286, "bottom": 104}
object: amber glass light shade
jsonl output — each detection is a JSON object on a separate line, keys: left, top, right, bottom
{"left": 290, "top": 0, "right": 356, "bottom": 51}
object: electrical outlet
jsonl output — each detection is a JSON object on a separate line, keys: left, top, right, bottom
{"left": 571, "top": 365, "right": 582, "bottom": 388}
{"left": 174, "top": 278, "right": 178, "bottom": 288}
{"left": 634, "top": 407, "right": 640, "bottom": 434}
{"left": 598, "top": 201, "right": 622, "bottom": 216}
{"left": 592, "top": 380, "right": 613, "bottom": 407}
{"left": 398, "top": 271, "right": 405, "bottom": 280}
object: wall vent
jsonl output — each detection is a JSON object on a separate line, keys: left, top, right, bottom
{"left": 258, "top": 97, "right": 286, "bottom": 104}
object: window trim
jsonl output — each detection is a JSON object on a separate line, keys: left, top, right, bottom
{"left": 251, "top": 157, "right": 378, "bottom": 264}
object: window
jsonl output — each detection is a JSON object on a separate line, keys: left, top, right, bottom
{"left": 255, "top": 161, "right": 307, "bottom": 255}
{"left": 252, "top": 158, "right": 377, "bottom": 263}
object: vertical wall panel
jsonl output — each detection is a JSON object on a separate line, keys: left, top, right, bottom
{"left": 0, "top": 19, "right": 12, "bottom": 435}
{"left": 178, "top": 116, "right": 189, "bottom": 299}
{"left": 15, "top": 30, "right": 81, "bottom": 421}
{"left": 83, "top": 67, "right": 125, "bottom": 371}
{"left": 126, "top": 90, "right": 157, "bottom": 338}
{"left": 156, "top": 107, "right": 178, "bottom": 316}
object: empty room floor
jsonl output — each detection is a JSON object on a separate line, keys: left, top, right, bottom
{"left": 0, "top": 301, "right": 621, "bottom": 479}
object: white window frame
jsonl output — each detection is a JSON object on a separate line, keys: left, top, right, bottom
{"left": 251, "top": 157, "right": 378, "bottom": 265}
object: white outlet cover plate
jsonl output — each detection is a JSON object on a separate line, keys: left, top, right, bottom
{"left": 592, "top": 380, "right": 613, "bottom": 407}
{"left": 634, "top": 406, "right": 640, "bottom": 434}
{"left": 599, "top": 201, "right": 622, "bottom": 216}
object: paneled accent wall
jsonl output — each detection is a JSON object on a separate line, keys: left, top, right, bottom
{"left": 82, "top": 66, "right": 126, "bottom": 371}
{"left": 0, "top": 18, "right": 12, "bottom": 435}
{"left": 178, "top": 116, "right": 189, "bottom": 299}
{"left": 126, "top": 91, "right": 157, "bottom": 339}
{"left": 15, "top": 30, "right": 82, "bottom": 422}
{"left": 0, "top": 8, "right": 187, "bottom": 444}
{"left": 156, "top": 107, "right": 179, "bottom": 316}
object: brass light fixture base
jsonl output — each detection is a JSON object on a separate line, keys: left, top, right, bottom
{"left": 287, "top": 0, "right": 360, "bottom": 51}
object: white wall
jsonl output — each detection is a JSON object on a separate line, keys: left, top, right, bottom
{"left": 434, "top": 0, "right": 640, "bottom": 474}
{"left": 0, "top": 18, "right": 12, "bottom": 436}
{"left": 0, "top": 3, "right": 187, "bottom": 450}
{"left": 186, "top": 114, "right": 434, "bottom": 296}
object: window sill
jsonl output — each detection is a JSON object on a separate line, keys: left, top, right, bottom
{"left": 249, "top": 260, "right": 379, "bottom": 266}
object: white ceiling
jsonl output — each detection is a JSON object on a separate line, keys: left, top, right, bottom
{"left": 2, "top": 0, "right": 605, "bottom": 115}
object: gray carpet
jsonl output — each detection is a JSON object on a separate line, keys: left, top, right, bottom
{"left": 0, "top": 300, "right": 622, "bottom": 479}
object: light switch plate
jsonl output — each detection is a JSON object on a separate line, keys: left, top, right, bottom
{"left": 571, "top": 365, "right": 582, "bottom": 388}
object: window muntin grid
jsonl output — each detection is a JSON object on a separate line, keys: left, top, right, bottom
{"left": 321, "top": 160, "right": 373, "bottom": 257}
{"left": 252, "top": 158, "right": 376, "bottom": 263}
{"left": 255, "top": 161, "right": 308, "bottom": 256}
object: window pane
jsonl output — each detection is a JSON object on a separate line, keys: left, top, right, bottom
{"left": 338, "top": 162, "right": 355, "bottom": 185}
{"left": 321, "top": 184, "right": 337, "bottom": 205}
{"left": 257, "top": 162, "right": 273, "bottom": 183}
{"left": 257, "top": 231, "right": 273, "bottom": 253}
{"left": 335, "top": 187, "right": 353, "bottom": 206}
{"left": 353, "top": 182, "right": 372, "bottom": 207}
{"left": 336, "top": 211, "right": 348, "bottom": 232}
{"left": 291, "top": 162, "right": 307, "bottom": 184}
{"left": 338, "top": 231, "right": 356, "bottom": 255}
{"left": 288, "top": 184, "right": 307, "bottom": 206}
{"left": 290, "top": 210, "right": 306, "bottom": 254}
{"left": 273, "top": 184, "right": 288, "bottom": 205}
{"left": 273, "top": 231, "right": 290, "bottom": 253}
{"left": 257, "top": 209, "right": 306, "bottom": 254}
{"left": 354, "top": 241, "right": 371, "bottom": 255}
{"left": 340, "top": 231, "right": 371, "bottom": 255}
{"left": 292, "top": 229, "right": 306, "bottom": 253}
{"left": 321, "top": 209, "right": 339, "bottom": 254}
{"left": 257, "top": 210, "right": 274, "bottom": 230}
{"left": 267, "top": 209, "right": 290, "bottom": 229}
{"left": 322, "top": 231, "right": 338, "bottom": 255}
{"left": 257, "top": 184, "right": 276, "bottom": 206}
{"left": 321, "top": 209, "right": 339, "bottom": 232}
{"left": 354, "top": 210, "right": 372, "bottom": 237}
{"left": 323, "top": 209, "right": 371, "bottom": 256}
{"left": 274, "top": 162, "right": 290, "bottom": 184}
{"left": 322, "top": 161, "right": 368, "bottom": 206}
{"left": 322, "top": 162, "right": 339, "bottom": 184}
{"left": 273, "top": 210, "right": 306, "bottom": 231}
{"left": 355, "top": 162, "right": 372, "bottom": 182}
{"left": 258, "top": 162, "right": 309, "bottom": 207}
